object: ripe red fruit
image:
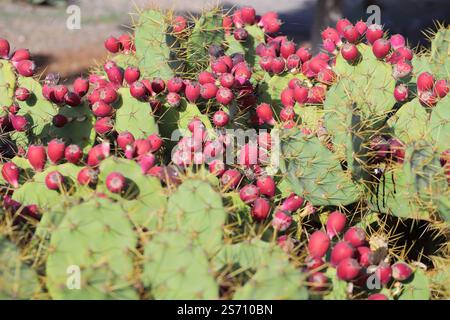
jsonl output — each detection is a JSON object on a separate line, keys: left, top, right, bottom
{"left": 134, "top": 138, "right": 153, "bottom": 156}
{"left": 388, "top": 47, "right": 413, "bottom": 64}
{"left": 50, "top": 85, "right": 68, "bottom": 104}
{"left": 167, "top": 77, "right": 184, "bottom": 93}
{"left": 355, "top": 20, "right": 367, "bottom": 35}
{"left": 356, "top": 246, "right": 374, "bottom": 267}
{"left": 92, "top": 101, "right": 113, "bottom": 117}
{"left": 309, "top": 56, "right": 329, "bottom": 74}
{"left": 256, "top": 175, "right": 276, "bottom": 198}
{"left": 307, "top": 86, "right": 326, "bottom": 104}
{"left": 64, "top": 91, "right": 81, "bottom": 107}
{"left": 343, "top": 25, "right": 359, "bottom": 43}
{"left": 392, "top": 262, "right": 413, "bottom": 281}
{"left": 388, "top": 138, "right": 405, "bottom": 163}
{"left": 94, "top": 117, "right": 114, "bottom": 135}
{"left": 232, "top": 9, "right": 244, "bottom": 28}
{"left": 308, "top": 272, "right": 329, "bottom": 292}
{"left": 372, "top": 38, "right": 391, "bottom": 59}
{"left": 2, "top": 162, "right": 20, "bottom": 188}
{"left": 219, "top": 73, "right": 235, "bottom": 88}
{"left": 139, "top": 153, "right": 156, "bottom": 174}
{"left": 308, "top": 231, "right": 330, "bottom": 258}
{"left": 321, "top": 27, "right": 341, "bottom": 44}
{"left": 337, "top": 258, "right": 361, "bottom": 281}
{"left": 45, "top": 171, "right": 64, "bottom": 190}
{"left": 419, "top": 90, "right": 437, "bottom": 108}
{"left": 147, "top": 134, "right": 163, "bottom": 152}
{"left": 375, "top": 262, "right": 392, "bottom": 285}
{"left": 198, "top": 71, "right": 216, "bottom": 85}
{"left": 368, "top": 293, "right": 388, "bottom": 300}
{"left": 271, "top": 57, "right": 286, "bottom": 74}
{"left": 296, "top": 47, "right": 312, "bottom": 62}
{"left": 239, "top": 184, "right": 260, "bottom": 204}
{"left": 317, "top": 68, "right": 336, "bottom": 85}
{"left": 259, "top": 56, "right": 274, "bottom": 72}
{"left": 87, "top": 141, "right": 110, "bottom": 167}
{"left": 124, "top": 67, "right": 140, "bottom": 84}
{"left": 222, "top": 15, "right": 233, "bottom": 35}
{"left": 47, "top": 138, "right": 65, "bottom": 164}
{"left": 366, "top": 24, "right": 383, "bottom": 44}
{"left": 341, "top": 43, "right": 359, "bottom": 62}
{"left": 221, "top": 169, "right": 241, "bottom": 189}
{"left": 272, "top": 211, "right": 292, "bottom": 231}
{"left": 172, "top": 16, "right": 187, "bottom": 33}
{"left": 251, "top": 197, "right": 271, "bottom": 221}
{"left": 166, "top": 92, "right": 181, "bottom": 107}
{"left": 106, "top": 66, "right": 124, "bottom": 85}
{"left": 118, "top": 34, "right": 133, "bottom": 51}
{"left": 15, "top": 87, "right": 30, "bottom": 101}
{"left": 286, "top": 54, "right": 301, "bottom": 70}
{"left": 105, "top": 172, "right": 126, "bottom": 193}
{"left": 234, "top": 28, "right": 248, "bottom": 41}
{"left": 293, "top": 85, "right": 308, "bottom": 104}
{"left": 9, "top": 103, "right": 20, "bottom": 114}
{"left": 343, "top": 227, "right": 366, "bottom": 247}
{"left": 130, "top": 81, "right": 148, "bottom": 99}
{"left": 200, "top": 83, "right": 218, "bottom": 100}
{"left": 280, "top": 107, "right": 295, "bottom": 122}
{"left": 208, "top": 159, "right": 225, "bottom": 176}
{"left": 434, "top": 79, "right": 449, "bottom": 98}
{"left": 216, "top": 87, "right": 234, "bottom": 105}
{"left": 65, "top": 144, "right": 83, "bottom": 164}
{"left": 417, "top": 72, "right": 435, "bottom": 92}
{"left": 336, "top": 18, "right": 352, "bottom": 36}
{"left": 16, "top": 60, "right": 36, "bottom": 77}
{"left": 331, "top": 241, "right": 355, "bottom": 266}
{"left": 89, "top": 86, "right": 118, "bottom": 104}
{"left": 117, "top": 131, "right": 135, "bottom": 150}
{"left": 326, "top": 211, "right": 346, "bottom": 239}
{"left": 390, "top": 34, "right": 406, "bottom": 50}
{"left": 185, "top": 81, "right": 201, "bottom": 103}
{"left": 256, "top": 103, "right": 275, "bottom": 125}
{"left": 394, "top": 84, "right": 409, "bottom": 102}
{"left": 151, "top": 78, "right": 165, "bottom": 94}
{"left": 281, "top": 193, "right": 304, "bottom": 212}
{"left": 241, "top": 6, "right": 256, "bottom": 25}
{"left": 11, "top": 48, "right": 30, "bottom": 62}
{"left": 212, "top": 110, "right": 229, "bottom": 127}
{"left": 77, "top": 167, "right": 98, "bottom": 186}
{"left": 322, "top": 39, "right": 336, "bottom": 54}
{"left": 104, "top": 36, "right": 121, "bottom": 53}
{"left": 0, "top": 38, "right": 10, "bottom": 58}
{"left": 392, "top": 59, "right": 413, "bottom": 80}
{"left": 280, "top": 41, "right": 296, "bottom": 59}
{"left": 305, "top": 255, "right": 324, "bottom": 270}
{"left": 261, "top": 16, "right": 281, "bottom": 34}
{"left": 27, "top": 145, "right": 47, "bottom": 172}
{"left": 281, "top": 88, "right": 295, "bottom": 107}
{"left": 187, "top": 117, "right": 205, "bottom": 133}
{"left": 52, "top": 114, "right": 68, "bottom": 128}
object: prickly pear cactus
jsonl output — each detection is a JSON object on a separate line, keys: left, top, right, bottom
{"left": 0, "top": 60, "right": 16, "bottom": 111}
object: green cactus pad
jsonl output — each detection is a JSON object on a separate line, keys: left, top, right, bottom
{"left": 112, "top": 52, "right": 139, "bottom": 70}
{"left": 281, "top": 130, "right": 362, "bottom": 206}
{"left": 0, "top": 235, "right": 40, "bottom": 299}
{"left": 134, "top": 9, "right": 178, "bottom": 79}
{"left": 0, "top": 60, "right": 16, "bottom": 114}
{"left": 46, "top": 198, "right": 138, "bottom": 299}
{"left": 165, "top": 179, "right": 226, "bottom": 254}
{"left": 97, "top": 157, "right": 166, "bottom": 230}
{"left": 114, "top": 88, "right": 158, "bottom": 139}
{"left": 142, "top": 231, "right": 218, "bottom": 299}
{"left": 323, "top": 268, "right": 347, "bottom": 300}
{"left": 397, "top": 269, "right": 430, "bottom": 300}
{"left": 429, "top": 95, "right": 450, "bottom": 153}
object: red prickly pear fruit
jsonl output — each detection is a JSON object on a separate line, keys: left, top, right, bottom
{"left": 388, "top": 138, "right": 405, "bottom": 163}
{"left": 64, "top": 144, "right": 83, "bottom": 164}
{"left": 52, "top": 114, "right": 68, "bottom": 128}
{"left": 281, "top": 88, "right": 295, "bottom": 107}
{"left": 47, "top": 138, "right": 65, "bottom": 164}
{"left": 11, "top": 49, "right": 30, "bottom": 63}
{"left": 9, "top": 103, "right": 20, "bottom": 114}
{"left": 106, "top": 66, "right": 124, "bottom": 85}
{"left": 221, "top": 169, "right": 241, "bottom": 189}
{"left": 209, "top": 159, "right": 225, "bottom": 176}
{"left": 294, "top": 85, "right": 308, "bottom": 104}
{"left": 27, "top": 145, "right": 47, "bottom": 172}
{"left": 77, "top": 167, "right": 98, "bottom": 186}
{"left": 151, "top": 78, "right": 165, "bottom": 94}
{"left": 355, "top": 20, "right": 367, "bottom": 35}
{"left": 16, "top": 60, "right": 36, "bottom": 77}
{"left": 368, "top": 293, "right": 388, "bottom": 300}
{"left": 341, "top": 43, "right": 359, "bottom": 62}
{"left": 256, "top": 175, "right": 275, "bottom": 198}
{"left": 94, "top": 117, "right": 114, "bottom": 135}
{"left": 337, "top": 258, "right": 361, "bottom": 281}
{"left": 104, "top": 36, "right": 121, "bottom": 53}
{"left": 234, "top": 28, "right": 248, "bottom": 41}
{"left": 212, "top": 110, "right": 229, "bottom": 127}
{"left": 45, "top": 171, "right": 64, "bottom": 190}
{"left": 185, "top": 81, "right": 201, "bottom": 103}
{"left": 1, "top": 162, "right": 20, "bottom": 188}
{"left": 280, "top": 107, "right": 295, "bottom": 122}
{"left": 233, "top": 65, "right": 252, "bottom": 84}
{"left": 283, "top": 120, "right": 295, "bottom": 129}
{"left": 321, "top": 27, "right": 341, "bottom": 44}
{"left": 281, "top": 193, "right": 304, "bottom": 212}
{"left": 308, "top": 272, "right": 329, "bottom": 292}
{"left": 251, "top": 197, "right": 271, "bottom": 221}
{"left": 147, "top": 134, "right": 163, "bottom": 152}
{"left": 394, "top": 84, "right": 409, "bottom": 102}
{"left": 239, "top": 184, "right": 260, "bottom": 204}
{"left": 392, "top": 262, "right": 413, "bottom": 281}
{"left": 356, "top": 246, "right": 374, "bottom": 267}
{"left": 166, "top": 92, "right": 181, "bottom": 107}
{"left": 129, "top": 81, "right": 148, "bottom": 100}
{"left": 187, "top": 117, "right": 205, "bottom": 133}
{"left": 280, "top": 41, "right": 296, "bottom": 59}
{"left": 305, "top": 255, "right": 324, "bottom": 270}
{"left": 317, "top": 68, "right": 336, "bottom": 85}
{"left": 134, "top": 138, "right": 152, "bottom": 156}
{"left": 390, "top": 34, "right": 406, "bottom": 50}
{"left": 344, "top": 227, "right": 366, "bottom": 247}
{"left": 51, "top": 85, "right": 68, "bottom": 104}
{"left": 417, "top": 72, "right": 435, "bottom": 92}
{"left": 222, "top": 15, "right": 233, "bottom": 34}
{"left": 308, "top": 231, "right": 330, "bottom": 258}
{"left": 167, "top": 77, "right": 184, "bottom": 93}
{"left": 118, "top": 34, "right": 133, "bottom": 51}
{"left": 419, "top": 90, "right": 437, "bottom": 108}
{"left": 388, "top": 47, "right": 413, "bottom": 64}
{"left": 105, "top": 172, "right": 126, "bottom": 193}
{"left": 392, "top": 59, "right": 413, "bottom": 80}
{"left": 335, "top": 18, "right": 351, "bottom": 36}
{"left": 172, "top": 16, "right": 187, "bottom": 33}
{"left": 64, "top": 91, "right": 81, "bottom": 107}
{"left": 366, "top": 24, "right": 384, "bottom": 44}
{"left": 322, "top": 39, "right": 336, "bottom": 54}
{"left": 124, "top": 67, "right": 140, "bottom": 85}
{"left": 0, "top": 38, "right": 10, "bottom": 58}
{"left": 326, "top": 211, "right": 346, "bottom": 239}
{"left": 117, "top": 131, "right": 134, "bottom": 150}
{"left": 262, "top": 17, "right": 281, "bottom": 34}
{"left": 307, "top": 86, "right": 326, "bottom": 104}
{"left": 271, "top": 57, "right": 286, "bottom": 74}
{"left": 343, "top": 25, "right": 359, "bottom": 43}
{"left": 124, "top": 145, "right": 135, "bottom": 159}
{"left": 256, "top": 103, "right": 275, "bottom": 125}
{"left": 241, "top": 6, "right": 256, "bottom": 25}
{"left": 216, "top": 87, "right": 234, "bottom": 105}
{"left": 272, "top": 210, "right": 292, "bottom": 231}
{"left": 434, "top": 79, "right": 449, "bottom": 98}
{"left": 309, "top": 56, "right": 328, "bottom": 74}
{"left": 372, "top": 38, "right": 391, "bottom": 59}
{"left": 15, "top": 87, "right": 30, "bottom": 101}
{"left": 331, "top": 241, "right": 355, "bottom": 266}
{"left": 87, "top": 142, "right": 110, "bottom": 167}
{"left": 219, "top": 73, "right": 235, "bottom": 88}
{"left": 375, "top": 262, "right": 392, "bottom": 285}
{"left": 198, "top": 71, "right": 216, "bottom": 85}
{"left": 211, "top": 59, "right": 229, "bottom": 74}
{"left": 286, "top": 54, "right": 301, "bottom": 71}
{"left": 259, "top": 56, "right": 274, "bottom": 72}
{"left": 232, "top": 9, "right": 244, "bottom": 28}
{"left": 92, "top": 101, "right": 113, "bottom": 117}
{"left": 141, "top": 79, "right": 154, "bottom": 96}
{"left": 139, "top": 153, "right": 156, "bottom": 174}
{"left": 296, "top": 47, "right": 312, "bottom": 62}
{"left": 203, "top": 140, "right": 224, "bottom": 162}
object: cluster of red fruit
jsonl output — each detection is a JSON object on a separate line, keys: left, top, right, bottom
{"left": 0, "top": 39, "right": 36, "bottom": 77}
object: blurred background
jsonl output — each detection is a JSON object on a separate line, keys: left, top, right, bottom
{"left": 0, "top": 0, "right": 449, "bottom": 82}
